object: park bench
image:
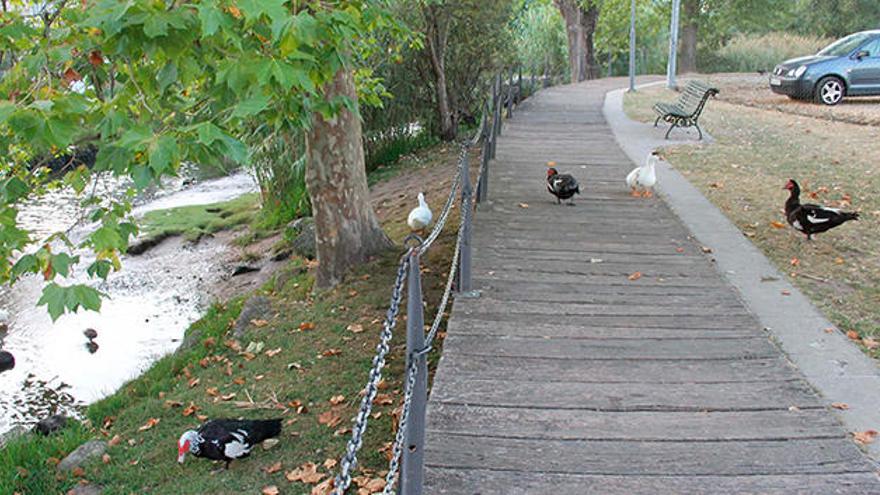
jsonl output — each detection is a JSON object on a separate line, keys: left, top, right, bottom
{"left": 653, "top": 80, "right": 719, "bottom": 139}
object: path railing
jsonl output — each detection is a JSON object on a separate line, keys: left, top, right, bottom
{"left": 332, "top": 67, "right": 539, "bottom": 495}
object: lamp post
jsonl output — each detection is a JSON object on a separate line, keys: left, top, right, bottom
{"left": 628, "top": 0, "right": 636, "bottom": 91}
{"left": 667, "top": 0, "right": 681, "bottom": 89}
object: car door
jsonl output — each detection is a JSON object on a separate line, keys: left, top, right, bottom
{"left": 848, "top": 37, "right": 880, "bottom": 94}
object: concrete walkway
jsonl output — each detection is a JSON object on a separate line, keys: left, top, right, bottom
{"left": 423, "top": 80, "right": 880, "bottom": 494}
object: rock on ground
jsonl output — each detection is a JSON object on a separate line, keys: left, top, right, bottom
{"left": 58, "top": 440, "right": 107, "bottom": 471}
{"left": 287, "top": 217, "right": 316, "bottom": 260}
{"left": 0, "top": 425, "right": 27, "bottom": 447}
{"left": 34, "top": 414, "right": 68, "bottom": 435}
{"left": 233, "top": 295, "right": 272, "bottom": 339}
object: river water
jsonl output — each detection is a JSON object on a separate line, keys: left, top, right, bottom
{"left": 0, "top": 170, "right": 257, "bottom": 434}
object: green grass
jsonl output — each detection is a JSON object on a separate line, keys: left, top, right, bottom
{"left": 2, "top": 144, "right": 461, "bottom": 494}
{"left": 139, "top": 193, "right": 261, "bottom": 243}
{"left": 625, "top": 86, "right": 880, "bottom": 356}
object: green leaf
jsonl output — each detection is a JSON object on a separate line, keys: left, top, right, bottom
{"left": 87, "top": 260, "right": 113, "bottom": 279}
{"left": 0, "top": 100, "right": 15, "bottom": 124}
{"left": 238, "top": 0, "right": 287, "bottom": 24}
{"left": 90, "top": 226, "right": 123, "bottom": 251}
{"left": 143, "top": 13, "right": 169, "bottom": 38}
{"left": 11, "top": 254, "right": 37, "bottom": 278}
{"left": 2, "top": 177, "right": 30, "bottom": 203}
{"left": 50, "top": 253, "right": 79, "bottom": 277}
{"left": 46, "top": 118, "right": 78, "bottom": 148}
{"left": 232, "top": 94, "right": 269, "bottom": 118}
{"left": 39, "top": 283, "right": 104, "bottom": 321}
{"left": 148, "top": 135, "right": 178, "bottom": 174}
{"left": 131, "top": 165, "right": 153, "bottom": 190}
{"left": 37, "top": 283, "right": 66, "bottom": 321}
{"left": 157, "top": 61, "right": 178, "bottom": 93}
{"left": 118, "top": 125, "right": 154, "bottom": 149}
{"left": 196, "top": 122, "right": 225, "bottom": 145}
{"left": 197, "top": 4, "right": 226, "bottom": 37}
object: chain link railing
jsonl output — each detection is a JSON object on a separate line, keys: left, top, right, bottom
{"left": 333, "top": 67, "right": 539, "bottom": 495}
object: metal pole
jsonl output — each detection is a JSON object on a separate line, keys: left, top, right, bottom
{"left": 628, "top": 0, "right": 636, "bottom": 92}
{"left": 517, "top": 66, "right": 523, "bottom": 103}
{"left": 478, "top": 119, "right": 490, "bottom": 203}
{"left": 493, "top": 73, "right": 503, "bottom": 139}
{"left": 667, "top": 0, "right": 681, "bottom": 89}
{"left": 507, "top": 67, "right": 515, "bottom": 117}
{"left": 458, "top": 150, "right": 473, "bottom": 292}
{"left": 401, "top": 251, "right": 426, "bottom": 495}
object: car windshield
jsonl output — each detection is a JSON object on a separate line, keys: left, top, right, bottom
{"left": 817, "top": 32, "right": 875, "bottom": 57}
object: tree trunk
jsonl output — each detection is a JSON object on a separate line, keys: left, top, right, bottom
{"left": 305, "top": 68, "right": 392, "bottom": 288}
{"left": 554, "top": 0, "right": 600, "bottom": 83}
{"left": 679, "top": 0, "right": 699, "bottom": 73}
{"left": 424, "top": 4, "right": 456, "bottom": 141}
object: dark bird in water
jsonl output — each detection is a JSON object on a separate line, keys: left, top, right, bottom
{"left": 86, "top": 341, "right": 99, "bottom": 354}
{"left": 546, "top": 167, "right": 580, "bottom": 205}
{"left": 83, "top": 328, "right": 97, "bottom": 341}
{"left": 0, "top": 350, "right": 14, "bottom": 373}
{"left": 178, "top": 418, "right": 282, "bottom": 469}
{"left": 784, "top": 179, "right": 859, "bottom": 240}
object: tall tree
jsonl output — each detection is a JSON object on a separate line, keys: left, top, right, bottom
{"left": 679, "top": 0, "right": 699, "bottom": 73}
{"left": 554, "top": 0, "right": 600, "bottom": 82}
{"left": 422, "top": 2, "right": 456, "bottom": 141}
{"left": 306, "top": 68, "right": 392, "bottom": 287}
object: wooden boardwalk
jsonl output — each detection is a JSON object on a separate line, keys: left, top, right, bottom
{"left": 423, "top": 81, "right": 880, "bottom": 494}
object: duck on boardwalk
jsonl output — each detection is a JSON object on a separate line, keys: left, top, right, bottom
{"left": 784, "top": 179, "right": 859, "bottom": 240}
{"left": 546, "top": 167, "right": 580, "bottom": 205}
{"left": 178, "top": 418, "right": 282, "bottom": 469}
{"left": 407, "top": 192, "right": 433, "bottom": 232}
{"left": 626, "top": 151, "right": 658, "bottom": 197}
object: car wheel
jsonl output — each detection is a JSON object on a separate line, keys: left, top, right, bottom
{"left": 814, "top": 76, "right": 844, "bottom": 105}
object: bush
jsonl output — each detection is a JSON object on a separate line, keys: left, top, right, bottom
{"left": 709, "top": 32, "right": 833, "bottom": 73}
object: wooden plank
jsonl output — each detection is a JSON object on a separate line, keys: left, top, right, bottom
{"left": 455, "top": 299, "right": 752, "bottom": 318}
{"left": 424, "top": 469, "right": 880, "bottom": 495}
{"left": 451, "top": 311, "right": 758, "bottom": 330}
{"left": 429, "top": 377, "right": 822, "bottom": 411}
{"left": 447, "top": 319, "right": 755, "bottom": 339}
{"left": 434, "top": 353, "right": 800, "bottom": 384}
{"left": 426, "top": 403, "right": 845, "bottom": 441}
{"left": 424, "top": 434, "right": 872, "bottom": 476}
{"left": 442, "top": 334, "right": 777, "bottom": 361}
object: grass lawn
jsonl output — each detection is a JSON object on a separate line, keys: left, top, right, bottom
{"left": 625, "top": 83, "right": 880, "bottom": 355}
{"left": 1, "top": 143, "right": 464, "bottom": 494}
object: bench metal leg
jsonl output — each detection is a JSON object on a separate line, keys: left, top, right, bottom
{"left": 695, "top": 123, "right": 703, "bottom": 140}
{"left": 664, "top": 122, "right": 677, "bottom": 139}
{"left": 653, "top": 115, "right": 662, "bottom": 127}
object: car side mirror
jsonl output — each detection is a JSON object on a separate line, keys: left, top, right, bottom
{"left": 854, "top": 50, "right": 870, "bottom": 60}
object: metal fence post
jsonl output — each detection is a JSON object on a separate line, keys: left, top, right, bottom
{"left": 478, "top": 109, "right": 490, "bottom": 203}
{"left": 493, "top": 73, "right": 503, "bottom": 140}
{"left": 400, "top": 251, "right": 427, "bottom": 495}
{"left": 459, "top": 150, "right": 473, "bottom": 292}
{"left": 507, "top": 67, "right": 515, "bottom": 118}
{"left": 517, "top": 66, "right": 523, "bottom": 103}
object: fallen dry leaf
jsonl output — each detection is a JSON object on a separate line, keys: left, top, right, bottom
{"left": 233, "top": 376, "right": 246, "bottom": 385}
{"left": 312, "top": 478, "right": 334, "bottom": 495}
{"left": 138, "top": 418, "right": 160, "bottom": 432}
{"left": 781, "top": 290, "right": 791, "bottom": 296}
{"left": 299, "top": 322, "right": 316, "bottom": 331}
{"left": 205, "top": 387, "right": 219, "bottom": 397}
{"left": 329, "top": 395, "right": 345, "bottom": 405}
{"left": 323, "top": 458, "right": 337, "bottom": 470}
{"left": 264, "top": 461, "right": 283, "bottom": 474}
{"left": 546, "top": 161, "right": 556, "bottom": 167}
{"left": 790, "top": 257, "right": 800, "bottom": 267}
{"left": 285, "top": 462, "right": 324, "bottom": 484}
{"left": 252, "top": 319, "right": 269, "bottom": 327}
{"left": 220, "top": 393, "right": 237, "bottom": 401}
{"left": 265, "top": 348, "right": 282, "bottom": 358}
{"left": 627, "top": 271, "right": 642, "bottom": 281}
{"left": 374, "top": 394, "right": 394, "bottom": 405}
{"left": 188, "top": 377, "right": 200, "bottom": 388}
{"left": 834, "top": 257, "right": 845, "bottom": 265}
{"left": 675, "top": 247, "right": 685, "bottom": 253}
{"left": 847, "top": 330, "right": 860, "bottom": 341}
{"left": 71, "top": 466, "right": 85, "bottom": 477}
{"left": 769, "top": 220, "right": 786, "bottom": 229}
{"left": 321, "top": 348, "right": 342, "bottom": 357}
{"left": 862, "top": 338, "right": 879, "bottom": 350}
{"left": 101, "top": 453, "right": 111, "bottom": 464}
{"left": 318, "top": 410, "right": 342, "bottom": 428}
{"left": 165, "top": 400, "right": 184, "bottom": 408}
{"left": 107, "top": 434, "right": 121, "bottom": 447}
{"left": 261, "top": 486, "right": 280, "bottom": 495}
{"left": 831, "top": 402, "right": 850, "bottom": 410}
{"left": 853, "top": 430, "right": 878, "bottom": 445}
{"left": 700, "top": 246, "right": 713, "bottom": 253}
{"left": 347, "top": 324, "right": 364, "bottom": 333}
{"left": 182, "top": 403, "right": 199, "bottom": 417}
{"left": 518, "top": 203, "right": 529, "bottom": 209}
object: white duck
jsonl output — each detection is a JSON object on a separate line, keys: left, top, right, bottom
{"left": 407, "top": 192, "right": 433, "bottom": 232}
{"left": 626, "top": 151, "right": 658, "bottom": 197}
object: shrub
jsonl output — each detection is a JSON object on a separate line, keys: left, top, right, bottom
{"left": 710, "top": 32, "right": 833, "bottom": 73}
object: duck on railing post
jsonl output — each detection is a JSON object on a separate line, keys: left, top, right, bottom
{"left": 401, "top": 248, "right": 427, "bottom": 495}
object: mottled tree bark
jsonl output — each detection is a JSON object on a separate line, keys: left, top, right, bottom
{"left": 305, "top": 68, "right": 392, "bottom": 288}
{"left": 554, "top": 0, "right": 600, "bottom": 83}
{"left": 679, "top": 0, "right": 699, "bottom": 73}
{"left": 424, "top": 3, "right": 456, "bottom": 141}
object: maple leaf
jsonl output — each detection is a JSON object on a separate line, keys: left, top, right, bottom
{"left": 285, "top": 462, "right": 324, "bottom": 484}
{"left": 138, "top": 418, "right": 160, "bottom": 432}
{"left": 312, "top": 478, "right": 334, "bottom": 495}
{"left": 347, "top": 324, "right": 364, "bottom": 333}
{"left": 318, "top": 410, "right": 342, "bottom": 428}
{"left": 853, "top": 430, "right": 878, "bottom": 445}
{"left": 329, "top": 395, "right": 345, "bottom": 405}
{"left": 63, "top": 67, "right": 82, "bottom": 85}
{"left": 182, "top": 403, "right": 199, "bottom": 417}
{"left": 261, "top": 486, "right": 280, "bottom": 495}
{"left": 374, "top": 394, "right": 394, "bottom": 405}
{"left": 88, "top": 50, "right": 104, "bottom": 67}
{"left": 323, "top": 458, "right": 338, "bottom": 470}
{"left": 627, "top": 271, "right": 642, "bottom": 281}
{"left": 263, "top": 461, "right": 282, "bottom": 474}
{"left": 847, "top": 330, "right": 860, "bottom": 340}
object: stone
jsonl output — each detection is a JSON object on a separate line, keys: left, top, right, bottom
{"left": 0, "top": 350, "right": 14, "bottom": 372}
{"left": 0, "top": 425, "right": 27, "bottom": 448}
{"left": 179, "top": 327, "right": 203, "bottom": 352}
{"left": 233, "top": 295, "right": 272, "bottom": 339}
{"left": 58, "top": 440, "right": 107, "bottom": 471}
{"left": 261, "top": 438, "right": 280, "bottom": 451}
{"left": 67, "top": 485, "right": 104, "bottom": 495}
{"left": 231, "top": 265, "right": 260, "bottom": 277}
{"left": 287, "top": 217, "right": 316, "bottom": 260}
{"left": 34, "top": 414, "right": 68, "bottom": 436}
